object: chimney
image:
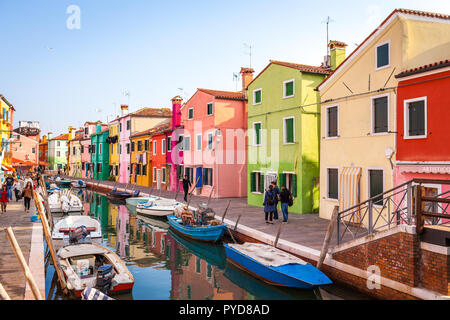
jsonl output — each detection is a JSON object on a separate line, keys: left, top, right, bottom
{"left": 171, "top": 96, "right": 183, "bottom": 129}
{"left": 68, "top": 126, "right": 75, "bottom": 140}
{"left": 48, "top": 132, "right": 53, "bottom": 140}
{"left": 240, "top": 67, "right": 255, "bottom": 96}
{"left": 328, "top": 41, "right": 347, "bottom": 71}
{"left": 42, "top": 135, "right": 47, "bottom": 143}
{"left": 121, "top": 104, "right": 129, "bottom": 117}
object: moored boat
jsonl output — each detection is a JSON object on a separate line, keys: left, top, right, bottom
{"left": 57, "top": 243, "right": 134, "bottom": 297}
{"left": 125, "top": 196, "right": 158, "bottom": 207}
{"left": 71, "top": 180, "right": 87, "bottom": 188}
{"left": 224, "top": 243, "right": 332, "bottom": 290}
{"left": 136, "top": 199, "right": 186, "bottom": 217}
{"left": 107, "top": 187, "right": 139, "bottom": 201}
{"left": 52, "top": 216, "right": 102, "bottom": 239}
{"left": 48, "top": 190, "right": 83, "bottom": 213}
{"left": 167, "top": 215, "right": 227, "bottom": 243}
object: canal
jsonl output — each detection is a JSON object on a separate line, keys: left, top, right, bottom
{"left": 45, "top": 190, "right": 370, "bottom": 300}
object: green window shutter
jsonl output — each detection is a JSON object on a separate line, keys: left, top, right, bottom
{"left": 285, "top": 118, "right": 294, "bottom": 143}
{"left": 292, "top": 174, "right": 298, "bottom": 197}
{"left": 250, "top": 172, "right": 256, "bottom": 192}
{"left": 254, "top": 90, "right": 261, "bottom": 104}
{"left": 259, "top": 174, "right": 265, "bottom": 193}
{"left": 279, "top": 173, "right": 286, "bottom": 188}
{"left": 254, "top": 123, "right": 261, "bottom": 145}
{"left": 285, "top": 81, "right": 294, "bottom": 96}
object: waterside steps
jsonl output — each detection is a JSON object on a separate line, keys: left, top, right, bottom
{"left": 320, "top": 178, "right": 450, "bottom": 300}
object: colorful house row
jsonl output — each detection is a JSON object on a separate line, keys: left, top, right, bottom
{"left": 0, "top": 94, "right": 15, "bottom": 177}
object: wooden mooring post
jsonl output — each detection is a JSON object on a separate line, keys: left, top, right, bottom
{"left": 317, "top": 206, "right": 339, "bottom": 270}
{"left": 0, "top": 282, "right": 11, "bottom": 300}
{"left": 187, "top": 176, "right": 200, "bottom": 206}
{"left": 33, "top": 190, "right": 68, "bottom": 294}
{"left": 206, "top": 186, "right": 215, "bottom": 206}
{"left": 5, "top": 227, "right": 43, "bottom": 300}
{"left": 221, "top": 200, "right": 231, "bottom": 223}
{"left": 273, "top": 221, "right": 285, "bottom": 248}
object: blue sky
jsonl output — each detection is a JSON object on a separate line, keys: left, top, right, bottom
{"left": 1, "top": 0, "right": 449, "bottom": 136}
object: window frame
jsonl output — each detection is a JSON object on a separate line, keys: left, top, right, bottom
{"left": 326, "top": 167, "right": 339, "bottom": 201}
{"left": 184, "top": 136, "right": 191, "bottom": 151}
{"left": 375, "top": 40, "right": 390, "bottom": 71}
{"left": 162, "top": 167, "right": 166, "bottom": 183}
{"left": 403, "top": 96, "right": 427, "bottom": 140}
{"left": 196, "top": 134, "right": 202, "bottom": 151}
{"left": 253, "top": 88, "right": 262, "bottom": 105}
{"left": 188, "top": 108, "right": 194, "bottom": 120}
{"left": 325, "top": 105, "right": 339, "bottom": 139}
{"left": 283, "top": 116, "right": 295, "bottom": 144}
{"left": 153, "top": 167, "right": 157, "bottom": 182}
{"left": 252, "top": 121, "right": 262, "bottom": 146}
{"left": 371, "top": 93, "right": 390, "bottom": 136}
{"left": 367, "top": 168, "right": 385, "bottom": 207}
{"left": 206, "top": 102, "right": 214, "bottom": 116}
{"left": 283, "top": 79, "right": 295, "bottom": 99}
{"left": 162, "top": 139, "right": 166, "bottom": 155}
{"left": 251, "top": 171, "right": 263, "bottom": 194}
{"left": 206, "top": 132, "right": 214, "bottom": 150}
{"left": 153, "top": 140, "right": 157, "bottom": 155}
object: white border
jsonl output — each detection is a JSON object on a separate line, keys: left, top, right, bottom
{"left": 162, "top": 139, "right": 166, "bottom": 155}
{"left": 367, "top": 167, "right": 385, "bottom": 207}
{"left": 326, "top": 167, "right": 339, "bottom": 201}
{"left": 153, "top": 140, "right": 157, "bottom": 155}
{"left": 282, "top": 79, "right": 295, "bottom": 99}
{"left": 253, "top": 88, "right": 262, "bottom": 105}
{"left": 196, "top": 134, "right": 202, "bottom": 151}
{"left": 282, "top": 116, "right": 295, "bottom": 144}
{"left": 404, "top": 96, "right": 427, "bottom": 139}
{"left": 184, "top": 135, "right": 191, "bottom": 151}
{"left": 371, "top": 93, "right": 390, "bottom": 135}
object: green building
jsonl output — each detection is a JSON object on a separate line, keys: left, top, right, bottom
{"left": 90, "top": 124, "right": 110, "bottom": 180}
{"left": 247, "top": 55, "right": 343, "bottom": 214}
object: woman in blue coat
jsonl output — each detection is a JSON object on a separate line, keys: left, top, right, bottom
{"left": 263, "top": 184, "right": 276, "bottom": 224}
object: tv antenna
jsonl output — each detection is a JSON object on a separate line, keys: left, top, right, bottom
{"left": 122, "top": 89, "right": 130, "bottom": 107}
{"left": 233, "top": 72, "right": 240, "bottom": 91}
{"left": 243, "top": 43, "right": 252, "bottom": 68}
{"left": 322, "top": 16, "right": 335, "bottom": 56}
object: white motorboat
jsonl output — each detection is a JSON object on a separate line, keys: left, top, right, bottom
{"left": 136, "top": 198, "right": 194, "bottom": 217}
{"left": 125, "top": 196, "right": 159, "bottom": 207}
{"left": 71, "top": 180, "right": 87, "bottom": 188}
{"left": 48, "top": 189, "right": 83, "bottom": 213}
{"left": 57, "top": 243, "right": 134, "bottom": 298}
{"left": 52, "top": 216, "right": 102, "bottom": 239}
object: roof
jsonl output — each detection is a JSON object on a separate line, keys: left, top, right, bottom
{"left": 115, "top": 107, "right": 172, "bottom": 121}
{"left": 395, "top": 59, "right": 450, "bottom": 78}
{"left": 247, "top": 60, "right": 331, "bottom": 89}
{"left": 84, "top": 121, "right": 102, "bottom": 126}
{"left": 197, "top": 88, "right": 246, "bottom": 101}
{"left": 0, "top": 94, "right": 15, "bottom": 111}
{"left": 51, "top": 133, "right": 68, "bottom": 141}
{"left": 71, "top": 133, "right": 84, "bottom": 141}
{"left": 131, "top": 120, "right": 172, "bottom": 138}
{"left": 317, "top": 8, "right": 450, "bottom": 91}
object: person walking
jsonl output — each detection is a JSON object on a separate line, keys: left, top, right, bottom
{"left": 0, "top": 184, "right": 9, "bottom": 213}
{"left": 5, "top": 174, "right": 14, "bottom": 201}
{"left": 13, "top": 179, "right": 22, "bottom": 202}
{"left": 279, "top": 185, "right": 292, "bottom": 223}
{"left": 22, "top": 182, "right": 33, "bottom": 213}
{"left": 271, "top": 181, "right": 280, "bottom": 220}
{"left": 263, "top": 184, "right": 277, "bottom": 224}
{"left": 182, "top": 175, "right": 192, "bottom": 202}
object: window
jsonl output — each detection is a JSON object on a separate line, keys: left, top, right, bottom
{"left": 73, "top": 147, "right": 76, "bottom": 155}
{"left": 137, "top": 140, "right": 142, "bottom": 152}
{"left": 153, "top": 167, "right": 157, "bottom": 182}
{"left": 253, "top": 122, "right": 262, "bottom": 146}
{"left": 326, "top": 106, "right": 338, "bottom": 138}
{"left": 264, "top": 172, "right": 278, "bottom": 191}
{"left": 188, "top": 108, "right": 194, "bottom": 119}
{"left": 283, "top": 117, "right": 295, "bottom": 144}
{"left": 136, "top": 164, "right": 141, "bottom": 175}
{"left": 97, "top": 163, "right": 102, "bottom": 174}
{"left": 110, "top": 144, "right": 114, "bottom": 154}
{"left": 206, "top": 133, "right": 213, "bottom": 150}
{"left": 327, "top": 168, "right": 338, "bottom": 200}
{"left": 56, "top": 151, "right": 60, "bottom": 157}
{"left": 177, "top": 165, "right": 184, "bottom": 180}
{"left": 162, "top": 139, "right": 166, "bottom": 154}
{"left": 84, "top": 127, "right": 88, "bottom": 135}
{"left": 57, "top": 141, "right": 60, "bottom": 147}
{"left": 162, "top": 167, "right": 166, "bottom": 183}
{"left": 207, "top": 103, "right": 213, "bottom": 116}
{"left": 99, "top": 143, "right": 102, "bottom": 154}
{"left": 126, "top": 120, "right": 130, "bottom": 130}
{"left": 202, "top": 168, "right": 213, "bottom": 186}
{"left": 185, "top": 167, "right": 193, "bottom": 183}
{"left": 196, "top": 134, "right": 202, "bottom": 151}
{"left": 177, "top": 135, "right": 184, "bottom": 151}
{"left": 119, "top": 144, "right": 122, "bottom": 154}
{"left": 404, "top": 97, "right": 427, "bottom": 139}
{"left": 167, "top": 137, "right": 172, "bottom": 152}
{"left": 153, "top": 141, "right": 157, "bottom": 155}
{"left": 184, "top": 136, "right": 191, "bottom": 151}
{"left": 283, "top": 79, "right": 295, "bottom": 98}
{"left": 126, "top": 143, "right": 130, "bottom": 154}
{"left": 253, "top": 89, "right": 262, "bottom": 105}
{"left": 144, "top": 140, "right": 149, "bottom": 152}
{"left": 250, "top": 172, "right": 263, "bottom": 193}
{"left": 119, "top": 123, "right": 122, "bottom": 132}
{"left": 131, "top": 141, "right": 135, "bottom": 152}
{"left": 376, "top": 41, "right": 390, "bottom": 69}
{"left": 368, "top": 169, "right": 384, "bottom": 206}
{"left": 372, "top": 95, "right": 389, "bottom": 134}
{"left": 279, "top": 172, "right": 297, "bottom": 197}
{"left": 91, "top": 145, "right": 96, "bottom": 154}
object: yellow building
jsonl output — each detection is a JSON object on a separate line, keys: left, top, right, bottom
{"left": 108, "top": 119, "right": 119, "bottom": 180}
{"left": 317, "top": 9, "right": 450, "bottom": 220}
{"left": 0, "top": 94, "right": 15, "bottom": 169}
{"left": 130, "top": 129, "right": 152, "bottom": 187}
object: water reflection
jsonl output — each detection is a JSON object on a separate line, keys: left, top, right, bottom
{"left": 45, "top": 190, "right": 367, "bottom": 300}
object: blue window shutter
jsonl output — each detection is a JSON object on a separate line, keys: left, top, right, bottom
{"left": 196, "top": 167, "right": 203, "bottom": 187}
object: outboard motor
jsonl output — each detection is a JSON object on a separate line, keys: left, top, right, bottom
{"left": 78, "top": 180, "right": 84, "bottom": 187}
{"left": 96, "top": 264, "right": 114, "bottom": 295}
{"left": 69, "top": 225, "right": 89, "bottom": 244}
{"left": 133, "top": 190, "right": 140, "bottom": 197}
{"left": 197, "top": 202, "right": 216, "bottom": 225}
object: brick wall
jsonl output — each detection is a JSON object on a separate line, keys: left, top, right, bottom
{"left": 421, "top": 249, "right": 450, "bottom": 295}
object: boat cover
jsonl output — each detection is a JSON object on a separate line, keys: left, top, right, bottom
{"left": 58, "top": 244, "right": 107, "bottom": 259}
{"left": 227, "top": 243, "right": 307, "bottom": 267}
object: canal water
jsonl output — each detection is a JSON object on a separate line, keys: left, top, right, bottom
{"left": 45, "top": 190, "right": 369, "bottom": 300}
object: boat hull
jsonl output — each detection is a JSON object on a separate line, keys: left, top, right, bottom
{"left": 224, "top": 244, "right": 332, "bottom": 289}
{"left": 167, "top": 216, "right": 227, "bottom": 243}
{"left": 136, "top": 207, "right": 173, "bottom": 217}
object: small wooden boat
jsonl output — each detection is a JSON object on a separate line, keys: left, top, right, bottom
{"left": 57, "top": 243, "right": 134, "bottom": 297}
{"left": 136, "top": 199, "right": 185, "bottom": 217}
{"left": 48, "top": 190, "right": 83, "bottom": 213}
{"left": 56, "top": 179, "right": 73, "bottom": 188}
{"left": 107, "top": 187, "right": 139, "bottom": 201}
{"left": 125, "top": 196, "right": 158, "bottom": 207}
{"left": 224, "top": 243, "right": 332, "bottom": 290}
{"left": 136, "top": 215, "right": 170, "bottom": 230}
{"left": 52, "top": 216, "right": 102, "bottom": 239}
{"left": 167, "top": 215, "right": 227, "bottom": 243}
{"left": 71, "top": 180, "right": 87, "bottom": 188}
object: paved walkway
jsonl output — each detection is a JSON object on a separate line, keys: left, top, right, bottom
{"left": 66, "top": 176, "right": 344, "bottom": 251}
{"left": 0, "top": 198, "right": 44, "bottom": 300}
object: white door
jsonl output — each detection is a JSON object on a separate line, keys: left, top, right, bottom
{"left": 157, "top": 169, "right": 161, "bottom": 190}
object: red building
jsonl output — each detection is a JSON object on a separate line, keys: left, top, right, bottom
{"left": 394, "top": 59, "right": 450, "bottom": 197}
{"left": 149, "top": 120, "right": 172, "bottom": 190}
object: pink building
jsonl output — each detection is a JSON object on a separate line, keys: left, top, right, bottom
{"left": 10, "top": 132, "right": 39, "bottom": 172}
{"left": 81, "top": 121, "right": 102, "bottom": 178}
{"left": 180, "top": 69, "right": 251, "bottom": 198}
{"left": 168, "top": 96, "right": 184, "bottom": 192}
{"left": 116, "top": 105, "right": 172, "bottom": 184}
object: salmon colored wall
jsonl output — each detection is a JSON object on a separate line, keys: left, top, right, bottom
{"left": 396, "top": 69, "right": 450, "bottom": 161}
{"left": 151, "top": 132, "right": 168, "bottom": 190}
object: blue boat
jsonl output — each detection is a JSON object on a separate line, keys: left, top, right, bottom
{"left": 224, "top": 243, "right": 332, "bottom": 290}
{"left": 167, "top": 215, "right": 227, "bottom": 243}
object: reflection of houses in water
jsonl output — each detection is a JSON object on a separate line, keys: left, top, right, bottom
{"left": 117, "top": 205, "right": 130, "bottom": 258}
{"left": 107, "top": 203, "right": 118, "bottom": 247}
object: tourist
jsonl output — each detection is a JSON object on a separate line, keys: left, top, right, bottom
{"left": 279, "top": 185, "right": 292, "bottom": 223}
{"left": 5, "top": 174, "right": 14, "bottom": 201}
{"left": 0, "top": 184, "right": 9, "bottom": 213}
{"left": 24, "top": 174, "right": 33, "bottom": 189}
{"left": 182, "top": 175, "right": 192, "bottom": 202}
{"left": 22, "top": 182, "right": 33, "bottom": 213}
{"left": 271, "top": 181, "right": 280, "bottom": 220}
{"left": 263, "top": 184, "right": 276, "bottom": 224}
{"left": 13, "top": 179, "right": 22, "bottom": 202}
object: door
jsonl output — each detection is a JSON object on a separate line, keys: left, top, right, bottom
{"left": 157, "top": 169, "right": 161, "bottom": 190}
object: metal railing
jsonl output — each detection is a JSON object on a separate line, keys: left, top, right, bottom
{"left": 336, "top": 178, "right": 450, "bottom": 245}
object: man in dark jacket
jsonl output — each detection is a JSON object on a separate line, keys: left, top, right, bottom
{"left": 271, "top": 181, "right": 280, "bottom": 220}
{"left": 279, "top": 185, "right": 291, "bottom": 222}
{"left": 5, "top": 174, "right": 14, "bottom": 200}
{"left": 183, "top": 175, "right": 192, "bottom": 202}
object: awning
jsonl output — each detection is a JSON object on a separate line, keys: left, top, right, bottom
{"left": 39, "top": 161, "right": 49, "bottom": 166}
{"left": 339, "top": 167, "right": 362, "bottom": 213}
{"left": 1, "top": 165, "right": 15, "bottom": 172}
